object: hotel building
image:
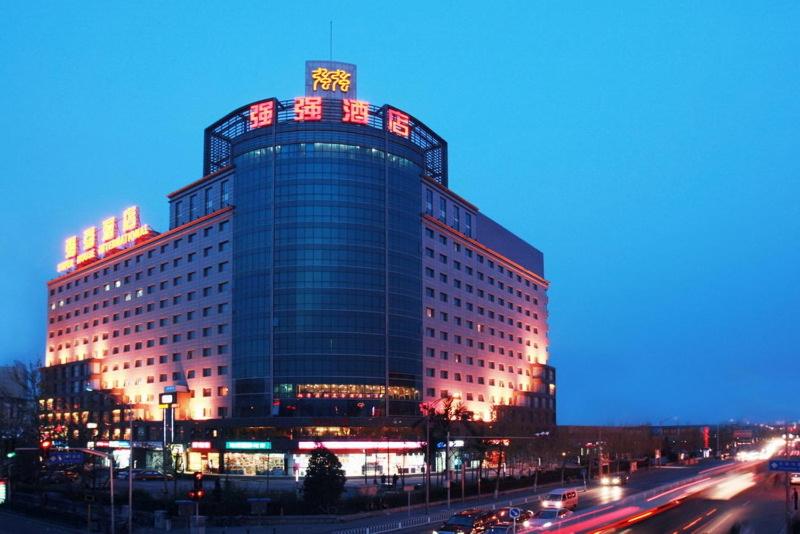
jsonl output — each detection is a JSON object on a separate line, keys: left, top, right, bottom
{"left": 40, "top": 62, "right": 555, "bottom": 475}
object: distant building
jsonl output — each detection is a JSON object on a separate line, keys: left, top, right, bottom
{"left": 40, "top": 61, "right": 554, "bottom": 476}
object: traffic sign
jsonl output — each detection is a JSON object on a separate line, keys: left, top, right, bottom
{"left": 769, "top": 458, "right": 800, "bottom": 472}
{"left": 509, "top": 507, "right": 521, "bottom": 519}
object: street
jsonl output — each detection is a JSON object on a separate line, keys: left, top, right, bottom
{"left": 622, "top": 470, "right": 793, "bottom": 533}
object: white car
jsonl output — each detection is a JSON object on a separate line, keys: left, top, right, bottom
{"left": 529, "top": 509, "right": 573, "bottom": 530}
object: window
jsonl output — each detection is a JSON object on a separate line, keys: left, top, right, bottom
{"left": 438, "top": 197, "right": 447, "bottom": 222}
{"left": 425, "top": 189, "right": 433, "bottom": 215}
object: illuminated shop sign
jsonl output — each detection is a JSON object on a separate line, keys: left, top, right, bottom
{"left": 94, "top": 440, "right": 130, "bottom": 448}
{"left": 305, "top": 60, "right": 356, "bottom": 98}
{"left": 298, "top": 441, "right": 423, "bottom": 451}
{"left": 225, "top": 441, "right": 272, "bottom": 450}
{"left": 57, "top": 206, "right": 153, "bottom": 273}
{"left": 191, "top": 441, "right": 212, "bottom": 450}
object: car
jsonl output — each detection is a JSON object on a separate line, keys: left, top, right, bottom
{"left": 433, "top": 509, "right": 495, "bottom": 534}
{"left": 600, "top": 473, "right": 630, "bottom": 486}
{"left": 117, "top": 469, "right": 143, "bottom": 480}
{"left": 529, "top": 509, "right": 573, "bottom": 530}
{"left": 134, "top": 470, "right": 174, "bottom": 481}
{"left": 540, "top": 488, "right": 578, "bottom": 510}
{"left": 487, "top": 507, "right": 536, "bottom": 527}
{"left": 791, "top": 473, "right": 800, "bottom": 485}
{"left": 483, "top": 522, "right": 515, "bottom": 534}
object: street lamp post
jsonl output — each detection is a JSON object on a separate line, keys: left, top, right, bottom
{"left": 445, "top": 430, "right": 451, "bottom": 509}
{"left": 128, "top": 405, "right": 134, "bottom": 534}
{"left": 425, "top": 414, "right": 430, "bottom": 514}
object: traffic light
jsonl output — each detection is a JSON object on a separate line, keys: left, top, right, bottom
{"left": 188, "top": 471, "right": 204, "bottom": 500}
{"left": 39, "top": 440, "right": 52, "bottom": 462}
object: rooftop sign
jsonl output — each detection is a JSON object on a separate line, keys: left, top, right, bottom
{"left": 305, "top": 60, "right": 357, "bottom": 99}
{"left": 57, "top": 206, "right": 153, "bottom": 273}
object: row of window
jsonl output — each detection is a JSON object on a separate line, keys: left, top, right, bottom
{"left": 172, "top": 179, "right": 231, "bottom": 228}
{"left": 49, "top": 302, "right": 229, "bottom": 343}
{"left": 51, "top": 219, "right": 231, "bottom": 296}
{"left": 425, "top": 188, "right": 473, "bottom": 237}
{"left": 50, "top": 243, "right": 230, "bottom": 314}
{"left": 424, "top": 226, "right": 542, "bottom": 288}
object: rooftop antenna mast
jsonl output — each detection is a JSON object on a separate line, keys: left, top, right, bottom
{"left": 329, "top": 21, "right": 333, "bottom": 61}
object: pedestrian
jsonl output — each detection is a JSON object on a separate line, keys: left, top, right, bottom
{"left": 794, "top": 487, "right": 798, "bottom": 511}
{"left": 392, "top": 473, "right": 399, "bottom": 487}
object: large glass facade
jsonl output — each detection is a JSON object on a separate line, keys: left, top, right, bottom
{"left": 231, "top": 124, "right": 422, "bottom": 418}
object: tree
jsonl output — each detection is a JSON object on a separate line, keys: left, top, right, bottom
{"left": 419, "top": 397, "right": 472, "bottom": 482}
{"left": 0, "top": 360, "right": 40, "bottom": 448}
{"left": 302, "top": 446, "right": 346, "bottom": 512}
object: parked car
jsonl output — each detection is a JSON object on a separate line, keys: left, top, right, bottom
{"left": 134, "top": 470, "right": 174, "bottom": 481}
{"left": 433, "top": 509, "right": 495, "bottom": 534}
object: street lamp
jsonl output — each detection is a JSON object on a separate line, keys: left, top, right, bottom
{"left": 421, "top": 396, "right": 451, "bottom": 514}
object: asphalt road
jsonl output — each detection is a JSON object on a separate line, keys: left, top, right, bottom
{"left": 618, "top": 468, "right": 792, "bottom": 533}
{"left": 387, "top": 462, "right": 729, "bottom": 534}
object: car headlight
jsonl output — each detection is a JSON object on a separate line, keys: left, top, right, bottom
{"left": 554, "top": 501, "right": 563, "bottom": 508}
{"left": 432, "top": 531, "right": 438, "bottom": 534}
{"left": 601, "top": 477, "right": 610, "bottom": 485}
{"left": 612, "top": 477, "right": 621, "bottom": 484}
{"left": 543, "top": 521, "right": 553, "bottom": 528}
{"left": 523, "top": 520, "right": 530, "bottom": 527}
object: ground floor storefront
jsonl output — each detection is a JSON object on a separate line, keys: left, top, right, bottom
{"left": 88, "top": 438, "right": 474, "bottom": 478}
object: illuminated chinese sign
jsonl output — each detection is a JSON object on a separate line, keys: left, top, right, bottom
{"left": 342, "top": 99, "right": 369, "bottom": 125}
{"left": 225, "top": 441, "right": 272, "bottom": 450}
{"left": 249, "top": 100, "right": 275, "bottom": 129}
{"left": 305, "top": 60, "right": 357, "bottom": 99}
{"left": 387, "top": 109, "right": 410, "bottom": 138}
{"left": 57, "top": 206, "right": 153, "bottom": 273}
{"left": 294, "top": 97, "right": 323, "bottom": 122}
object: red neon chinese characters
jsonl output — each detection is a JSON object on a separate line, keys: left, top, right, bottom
{"left": 342, "top": 99, "right": 369, "bottom": 125}
{"left": 387, "top": 109, "right": 410, "bottom": 138}
{"left": 64, "top": 236, "right": 78, "bottom": 259}
{"left": 294, "top": 97, "right": 323, "bottom": 121}
{"left": 122, "top": 206, "right": 140, "bottom": 233}
{"left": 101, "top": 217, "right": 117, "bottom": 243}
{"left": 249, "top": 101, "right": 275, "bottom": 129}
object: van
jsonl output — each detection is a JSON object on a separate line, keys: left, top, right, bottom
{"left": 541, "top": 488, "right": 578, "bottom": 511}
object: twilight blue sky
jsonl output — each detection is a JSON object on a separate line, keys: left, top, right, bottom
{"left": 1, "top": 2, "right": 798, "bottom": 425}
